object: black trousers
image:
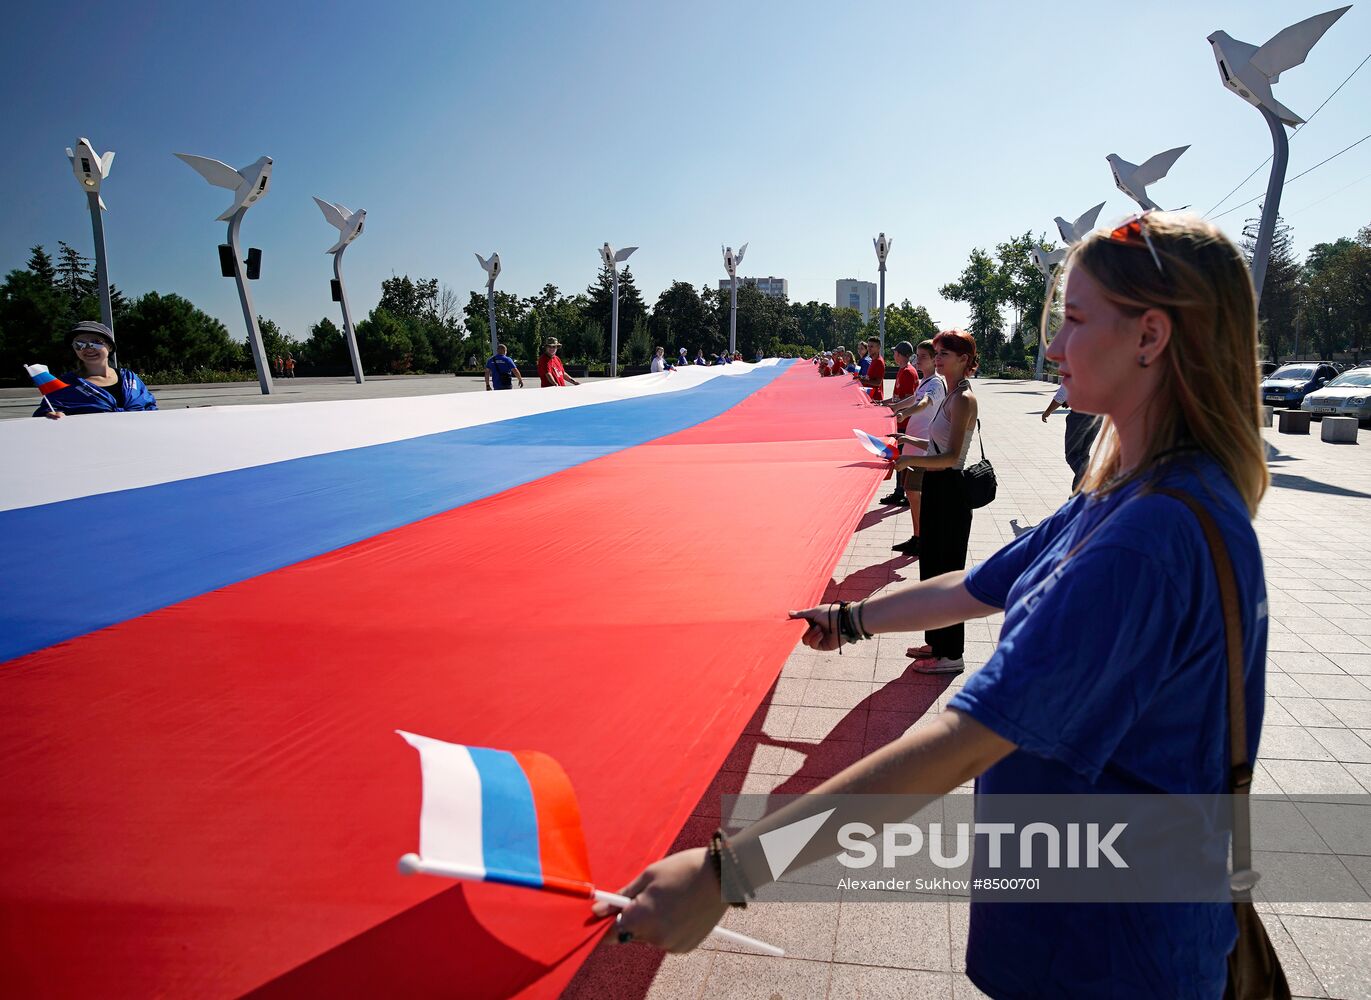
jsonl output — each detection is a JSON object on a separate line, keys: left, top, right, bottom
{"left": 1065, "top": 412, "right": 1102, "bottom": 490}
{"left": 920, "top": 468, "right": 973, "bottom": 658}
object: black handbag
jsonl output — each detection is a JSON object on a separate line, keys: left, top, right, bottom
{"left": 930, "top": 414, "right": 996, "bottom": 510}
{"left": 960, "top": 419, "right": 996, "bottom": 510}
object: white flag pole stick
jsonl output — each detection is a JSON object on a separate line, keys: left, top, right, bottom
{"left": 398, "top": 853, "right": 785, "bottom": 957}
{"left": 589, "top": 887, "right": 785, "bottom": 957}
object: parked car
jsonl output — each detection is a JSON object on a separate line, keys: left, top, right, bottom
{"left": 1260, "top": 363, "right": 1339, "bottom": 407}
{"left": 1301, "top": 369, "right": 1371, "bottom": 425}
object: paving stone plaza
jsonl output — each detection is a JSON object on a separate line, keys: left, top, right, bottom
{"left": 563, "top": 375, "right": 1371, "bottom": 1000}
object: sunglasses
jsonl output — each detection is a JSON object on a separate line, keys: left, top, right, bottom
{"left": 1106, "top": 212, "right": 1165, "bottom": 275}
{"left": 72, "top": 340, "right": 110, "bottom": 351}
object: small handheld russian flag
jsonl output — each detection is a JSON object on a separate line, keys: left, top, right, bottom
{"left": 852, "top": 428, "right": 897, "bottom": 461}
{"left": 395, "top": 730, "right": 783, "bottom": 955}
{"left": 25, "top": 364, "right": 69, "bottom": 396}
{"left": 396, "top": 729, "right": 593, "bottom": 897}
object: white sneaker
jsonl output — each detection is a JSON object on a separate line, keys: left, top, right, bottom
{"left": 911, "top": 657, "right": 964, "bottom": 676}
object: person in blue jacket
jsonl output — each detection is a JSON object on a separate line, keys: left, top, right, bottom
{"left": 35, "top": 321, "right": 158, "bottom": 419}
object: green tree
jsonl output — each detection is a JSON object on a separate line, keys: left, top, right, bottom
{"left": 55, "top": 241, "right": 96, "bottom": 307}
{"left": 356, "top": 309, "right": 416, "bottom": 373}
{"left": 0, "top": 260, "right": 71, "bottom": 377}
{"left": 939, "top": 248, "right": 1006, "bottom": 360}
{"left": 257, "top": 316, "right": 302, "bottom": 364}
{"left": 570, "top": 320, "right": 605, "bottom": 368}
{"left": 650, "top": 281, "right": 712, "bottom": 354}
{"left": 832, "top": 306, "right": 865, "bottom": 347}
{"left": 117, "top": 292, "right": 246, "bottom": 372}
{"left": 584, "top": 263, "right": 647, "bottom": 348}
{"left": 997, "top": 231, "right": 1057, "bottom": 349}
{"left": 882, "top": 300, "right": 939, "bottom": 348}
{"left": 1299, "top": 227, "right": 1371, "bottom": 361}
{"left": 623, "top": 315, "right": 653, "bottom": 366}
{"left": 299, "top": 317, "right": 350, "bottom": 373}
{"left": 463, "top": 290, "right": 529, "bottom": 362}
{"left": 789, "top": 300, "right": 836, "bottom": 350}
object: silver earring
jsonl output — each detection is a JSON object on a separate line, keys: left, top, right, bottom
{"left": 1137, "top": 355, "right": 1150, "bottom": 368}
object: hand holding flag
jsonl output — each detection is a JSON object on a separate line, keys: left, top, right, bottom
{"left": 396, "top": 731, "right": 783, "bottom": 956}
{"left": 852, "top": 428, "right": 897, "bottom": 461}
{"left": 25, "top": 364, "right": 68, "bottom": 417}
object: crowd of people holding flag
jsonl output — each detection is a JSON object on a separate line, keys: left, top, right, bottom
{"left": 19, "top": 211, "right": 1287, "bottom": 997}
{"left": 598, "top": 212, "right": 1280, "bottom": 999}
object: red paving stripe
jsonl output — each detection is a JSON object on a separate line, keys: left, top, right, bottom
{"left": 0, "top": 363, "right": 890, "bottom": 999}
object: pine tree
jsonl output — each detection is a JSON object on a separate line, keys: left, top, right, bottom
{"left": 55, "top": 241, "right": 96, "bottom": 306}
{"left": 27, "top": 245, "right": 57, "bottom": 286}
{"left": 1242, "top": 212, "right": 1298, "bottom": 361}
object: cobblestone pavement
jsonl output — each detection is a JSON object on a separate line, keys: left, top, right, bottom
{"left": 565, "top": 378, "right": 1371, "bottom": 1000}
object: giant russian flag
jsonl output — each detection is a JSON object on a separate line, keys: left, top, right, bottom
{"left": 0, "top": 362, "right": 889, "bottom": 998}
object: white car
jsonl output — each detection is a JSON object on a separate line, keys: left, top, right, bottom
{"left": 1301, "top": 369, "right": 1371, "bottom": 425}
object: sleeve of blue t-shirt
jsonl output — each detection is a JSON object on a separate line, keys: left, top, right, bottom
{"left": 962, "top": 497, "right": 1085, "bottom": 609}
{"left": 950, "top": 543, "right": 1188, "bottom": 781}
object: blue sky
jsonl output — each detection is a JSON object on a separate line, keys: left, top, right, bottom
{"left": 2, "top": 0, "right": 1368, "bottom": 342}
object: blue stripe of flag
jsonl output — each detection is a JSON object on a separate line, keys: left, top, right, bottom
{"left": 467, "top": 746, "right": 542, "bottom": 887}
{"left": 0, "top": 364, "right": 791, "bottom": 662}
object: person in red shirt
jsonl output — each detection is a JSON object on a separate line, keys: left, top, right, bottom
{"left": 537, "top": 338, "right": 580, "bottom": 387}
{"left": 861, "top": 336, "right": 885, "bottom": 401}
{"left": 880, "top": 341, "right": 920, "bottom": 506}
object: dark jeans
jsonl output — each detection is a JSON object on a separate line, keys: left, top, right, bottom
{"left": 1065, "top": 412, "right": 1102, "bottom": 490}
{"left": 920, "top": 468, "right": 973, "bottom": 659}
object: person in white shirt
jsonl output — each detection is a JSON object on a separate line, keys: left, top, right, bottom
{"left": 650, "top": 347, "right": 668, "bottom": 373}
{"left": 888, "top": 340, "right": 946, "bottom": 555}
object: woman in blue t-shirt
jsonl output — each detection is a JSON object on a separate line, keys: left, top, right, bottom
{"left": 597, "top": 213, "right": 1271, "bottom": 998}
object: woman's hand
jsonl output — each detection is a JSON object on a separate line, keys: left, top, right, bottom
{"left": 44, "top": 410, "right": 64, "bottom": 420}
{"left": 787, "top": 604, "right": 843, "bottom": 651}
{"left": 894, "top": 455, "right": 920, "bottom": 472}
{"left": 590, "top": 848, "right": 727, "bottom": 952}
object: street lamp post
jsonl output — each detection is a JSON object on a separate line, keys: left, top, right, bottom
{"left": 65, "top": 138, "right": 115, "bottom": 331}
{"left": 601, "top": 243, "right": 638, "bottom": 377}
{"left": 176, "top": 152, "right": 275, "bottom": 394}
{"left": 1106, "top": 146, "right": 1189, "bottom": 212}
{"left": 1030, "top": 246, "right": 1067, "bottom": 379}
{"left": 475, "top": 252, "right": 501, "bottom": 359}
{"left": 314, "top": 197, "right": 367, "bottom": 383}
{"left": 873, "top": 233, "right": 892, "bottom": 357}
{"left": 1036, "top": 204, "right": 1107, "bottom": 380}
{"left": 722, "top": 242, "right": 748, "bottom": 355}
{"left": 1208, "top": 7, "right": 1348, "bottom": 305}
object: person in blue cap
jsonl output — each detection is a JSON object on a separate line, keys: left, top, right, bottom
{"left": 35, "top": 321, "right": 158, "bottom": 419}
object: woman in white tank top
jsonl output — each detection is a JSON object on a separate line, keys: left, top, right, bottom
{"left": 892, "top": 331, "right": 980, "bottom": 672}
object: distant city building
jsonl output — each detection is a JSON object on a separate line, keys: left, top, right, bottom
{"left": 719, "top": 276, "right": 789, "bottom": 299}
{"left": 836, "top": 279, "right": 877, "bottom": 322}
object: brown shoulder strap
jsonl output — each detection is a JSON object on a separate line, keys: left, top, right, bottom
{"left": 1155, "top": 488, "right": 1256, "bottom": 889}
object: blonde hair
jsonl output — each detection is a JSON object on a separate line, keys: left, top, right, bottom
{"left": 1042, "top": 212, "right": 1268, "bottom": 516}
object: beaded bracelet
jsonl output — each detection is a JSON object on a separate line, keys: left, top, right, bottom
{"left": 709, "top": 829, "right": 754, "bottom": 907}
